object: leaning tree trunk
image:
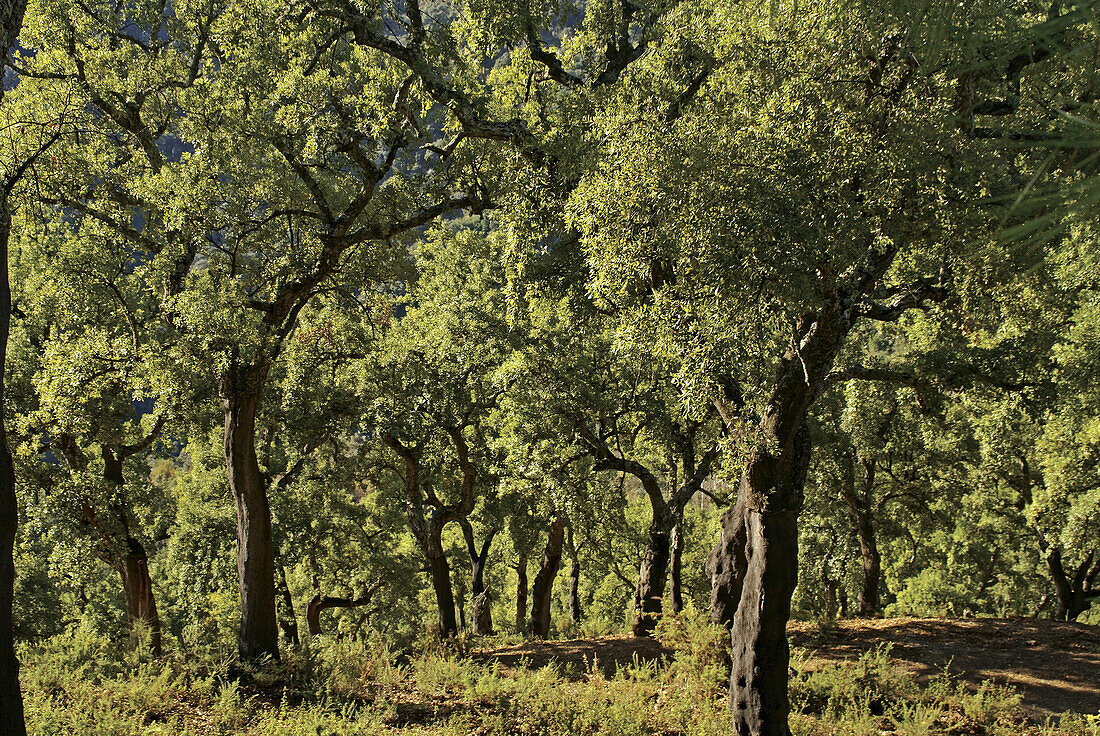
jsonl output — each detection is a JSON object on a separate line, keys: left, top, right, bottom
{"left": 102, "top": 452, "right": 162, "bottom": 656}
{"left": 529, "top": 514, "right": 567, "bottom": 639}
{"left": 0, "top": 197, "right": 26, "bottom": 734}
{"left": 222, "top": 370, "right": 279, "bottom": 661}
{"left": 473, "top": 588, "right": 492, "bottom": 635}
{"left": 515, "top": 552, "right": 528, "bottom": 634}
{"left": 669, "top": 510, "right": 685, "bottom": 615}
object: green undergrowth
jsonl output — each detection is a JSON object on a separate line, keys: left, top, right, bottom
{"left": 17, "top": 617, "right": 1099, "bottom": 736}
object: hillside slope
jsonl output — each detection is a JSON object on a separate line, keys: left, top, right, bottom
{"left": 476, "top": 617, "right": 1100, "bottom": 717}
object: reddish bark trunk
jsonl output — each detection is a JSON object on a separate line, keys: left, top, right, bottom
{"left": 120, "top": 540, "right": 162, "bottom": 656}
{"left": 102, "top": 451, "right": 162, "bottom": 656}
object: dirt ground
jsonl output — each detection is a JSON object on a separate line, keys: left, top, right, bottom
{"left": 790, "top": 617, "right": 1100, "bottom": 718}
{"left": 475, "top": 618, "right": 1100, "bottom": 717}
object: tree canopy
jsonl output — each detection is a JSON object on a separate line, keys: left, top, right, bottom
{"left": 0, "top": 1, "right": 1098, "bottom": 735}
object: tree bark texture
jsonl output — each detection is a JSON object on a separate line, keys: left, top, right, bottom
{"left": 728, "top": 505, "right": 801, "bottom": 736}
{"left": 716, "top": 420, "right": 811, "bottom": 736}
{"left": 632, "top": 513, "right": 672, "bottom": 637}
{"left": 529, "top": 514, "right": 567, "bottom": 639}
{"left": 222, "top": 371, "right": 279, "bottom": 661}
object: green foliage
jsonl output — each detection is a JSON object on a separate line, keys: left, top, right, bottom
{"left": 5, "top": 2, "right": 1100, "bottom": 735}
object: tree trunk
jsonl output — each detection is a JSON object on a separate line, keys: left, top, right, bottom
{"left": 455, "top": 592, "right": 466, "bottom": 632}
{"left": 711, "top": 415, "right": 814, "bottom": 736}
{"left": 529, "top": 514, "right": 567, "bottom": 639}
{"left": 0, "top": 197, "right": 26, "bottom": 735}
{"left": 120, "top": 540, "right": 161, "bottom": 656}
{"left": 841, "top": 452, "right": 880, "bottom": 617}
{"left": 824, "top": 574, "right": 839, "bottom": 620}
{"left": 567, "top": 528, "right": 582, "bottom": 625}
{"left": 382, "top": 435, "right": 465, "bottom": 639}
{"left": 102, "top": 451, "right": 162, "bottom": 656}
{"left": 728, "top": 505, "right": 800, "bottom": 736}
{"left": 427, "top": 518, "right": 459, "bottom": 638}
{"left": 306, "top": 584, "right": 381, "bottom": 636}
{"left": 707, "top": 496, "right": 748, "bottom": 628}
{"left": 222, "top": 375, "right": 279, "bottom": 661}
{"left": 1045, "top": 545, "right": 1100, "bottom": 621}
{"left": 633, "top": 515, "right": 672, "bottom": 637}
{"left": 473, "top": 590, "right": 492, "bottom": 635}
{"left": 515, "top": 552, "right": 528, "bottom": 634}
{"left": 277, "top": 566, "right": 300, "bottom": 647}
{"left": 463, "top": 522, "right": 495, "bottom": 635}
{"left": 669, "top": 511, "right": 685, "bottom": 615}
{"left": 1046, "top": 545, "right": 1075, "bottom": 621}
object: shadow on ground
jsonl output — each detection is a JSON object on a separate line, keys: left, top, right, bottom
{"left": 789, "top": 617, "right": 1100, "bottom": 717}
{"left": 475, "top": 618, "right": 1100, "bottom": 717}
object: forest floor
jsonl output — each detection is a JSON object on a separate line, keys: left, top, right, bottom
{"left": 20, "top": 617, "right": 1100, "bottom": 733}
{"left": 475, "top": 617, "right": 1100, "bottom": 718}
